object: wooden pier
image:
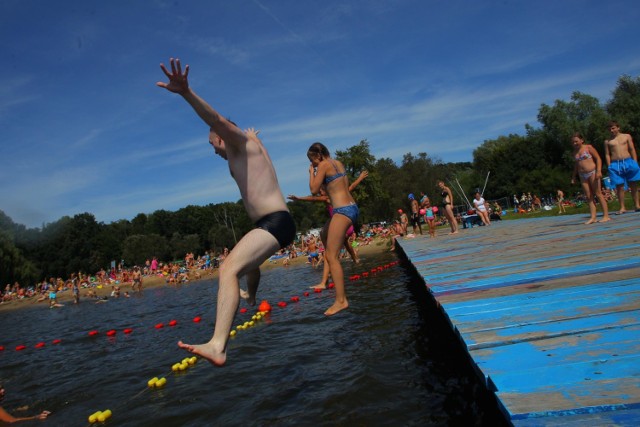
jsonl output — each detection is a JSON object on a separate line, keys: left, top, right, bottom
{"left": 396, "top": 213, "right": 640, "bottom": 426}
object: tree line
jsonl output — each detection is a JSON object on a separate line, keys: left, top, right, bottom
{"left": 1, "top": 75, "right": 638, "bottom": 287}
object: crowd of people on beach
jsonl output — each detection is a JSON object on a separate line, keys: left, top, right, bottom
{"left": 0, "top": 251, "right": 225, "bottom": 307}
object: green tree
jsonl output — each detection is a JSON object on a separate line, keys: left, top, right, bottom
{"left": 122, "top": 234, "right": 169, "bottom": 266}
{"left": 473, "top": 134, "right": 544, "bottom": 198}
{"left": 533, "top": 91, "right": 609, "bottom": 166}
{"left": 146, "top": 209, "right": 174, "bottom": 238}
{"left": 0, "top": 230, "right": 39, "bottom": 286}
{"left": 169, "top": 232, "right": 202, "bottom": 260}
{"left": 606, "top": 75, "right": 640, "bottom": 143}
{"left": 208, "top": 224, "right": 236, "bottom": 252}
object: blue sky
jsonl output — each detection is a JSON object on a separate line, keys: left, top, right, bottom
{"left": 1, "top": 0, "right": 639, "bottom": 228}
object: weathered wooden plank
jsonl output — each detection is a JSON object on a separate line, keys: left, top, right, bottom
{"left": 496, "top": 374, "right": 640, "bottom": 416}
{"left": 443, "top": 279, "right": 639, "bottom": 315}
{"left": 443, "top": 280, "right": 640, "bottom": 332}
{"left": 510, "top": 401, "right": 640, "bottom": 426}
{"left": 461, "top": 309, "right": 640, "bottom": 349}
{"left": 471, "top": 323, "right": 640, "bottom": 376}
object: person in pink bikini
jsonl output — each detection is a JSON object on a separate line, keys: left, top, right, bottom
{"left": 571, "top": 132, "right": 610, "bottom": 224}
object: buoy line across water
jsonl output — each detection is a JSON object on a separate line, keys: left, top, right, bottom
{"left": 3, "top": 261, "right": 400, "bottom": 425}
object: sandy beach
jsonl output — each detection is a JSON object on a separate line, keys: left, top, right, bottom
{"left": 0, "top": 238, "right": 391, "bottom": 313}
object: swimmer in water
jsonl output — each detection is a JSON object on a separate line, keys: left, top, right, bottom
{"left": 0, "top": 383, "right": 51, "bottom": 423}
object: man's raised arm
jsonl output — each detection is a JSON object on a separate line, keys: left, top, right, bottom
{"left": 157, "top": 58, "right": 245, "bottom": 146}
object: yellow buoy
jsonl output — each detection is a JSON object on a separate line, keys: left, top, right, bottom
{"left": 97, "top": 409, "right": 112, "bottom": 422}
{"left": 148, "top": 377, "right": 159, "bottom": 387}
{"left": 88, "top": 411, "right": 102, "bottom": 423}
{"left": 188, "top": 356, "right": 197, "bottom": 365}
{"left": 230, "top": 330, "right": 237, "bottom": 337}
{"left": 172, "top": 363, "right": 181, "bottom": 372}
{"left": 155, "top": 377, "right": 167, "bottom": 387}
{"left": 179, "top": 362, "right": 188, "bottom": 370}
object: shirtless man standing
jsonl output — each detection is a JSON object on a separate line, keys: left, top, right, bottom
{"left": 131, "top": 266, "right": 142, "bottom": 293}
{"left": 605, "top": 121, "right": 640, "bottom": 214}
{"left": 408, "top": 194, "right": 423, "bottom": 235}
{"left": 157, "top": 58, "right": 296, "bottom": 366}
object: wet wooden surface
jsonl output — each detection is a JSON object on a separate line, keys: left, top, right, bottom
{"left": 396, "top": 212, "right": 640, "bottom": 426}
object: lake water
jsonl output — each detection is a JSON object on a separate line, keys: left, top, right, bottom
{"left": 0, "top": 249, "right": 508, "bottom": 426}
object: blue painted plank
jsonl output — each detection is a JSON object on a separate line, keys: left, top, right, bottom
{"left": 414, "top": 244, "right": 640, "bottom": 282}
{"left": 443, "top": 279, "right": 638, "bottom": 315}
{"left": 511, "top": 403, "right": 640, "bottom": 426}
{"left": 471, "top": 323, "right": 640, "bottom": 376}
{"left": 444, "top": 282, "right": 640, "bottom": 331}
{"left": 426, "top": 258, "right": 640, "bottom": 296}
{"left": 459, "top": 309, "right": 640, "bottom": 349}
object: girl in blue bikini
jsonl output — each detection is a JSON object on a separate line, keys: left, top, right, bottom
{"left": 307, "top": 142, "right": 359, "bottom": 316}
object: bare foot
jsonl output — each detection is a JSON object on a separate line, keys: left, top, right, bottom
{"left": 178, "top": 340, "right": 226, "bottom": 366}
{"left": 239, "top": 288, "right": 255, "bottom": 306}
{"left": 584, "top": 219, "right": 596, "bottom": 225}
{"left": 324, "top": 300, "right": 349, "bottom": 316}
{"left": 615, "top": 210, "right": 627, "bottom": 215}
{"left": 450, "top": 231, "right": 459, "bottom": 235}
{"left": 310, "top": 283, "right": 327, "bottom": 289}
{"left": 598, "top": 217, "right": 611, "bottom": 223}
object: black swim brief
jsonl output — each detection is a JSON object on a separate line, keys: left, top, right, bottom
{"left": 411, "top": 212, "right": 420, "bottom": 226}
{"left": 256, "top": 210, "right": 296, "bottom": 249}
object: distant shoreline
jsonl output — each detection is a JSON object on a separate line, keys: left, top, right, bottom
{"left": 0, "top": 239, "right": 390, "bottom": 313}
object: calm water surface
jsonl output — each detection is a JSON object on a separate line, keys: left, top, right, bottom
{"left": 0, "top": 250, "right": 507, "bottom": 426}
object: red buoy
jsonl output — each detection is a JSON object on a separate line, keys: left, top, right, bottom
{"left": 258, "top": 300, "right": 272, "bottom": 312}
{"left": 123, "top": 328, "right": 133, "bottom": 334}
{"left": 277, "top": 301, "right": 287, "bottom": 308}
{"left": 168, "top": 320, "right": 178, "bottom": 327}
{"left": 303, "top": 292, "right": 310, "bottom": 297}
{"left": 193, "top": 316, "right": 202, "bottom": 323}
{"left": 35, "top": 342, "right": 46, "bottom": 348}
{"left": 155, "top": 323, "right": 164, "bottom": 329}
{"left": 15, "top": 345, "right": 26, "bottom": 351}
{"left": 239, "top": 308, "right": 248, "bottom": 314}
{"left": 88, "top": 330, "right": 99, "bottom": 337}
{"left": 290, "top": 296, "right": 300, "bottom": 302}
{"left": 52, "top": 339, "right": 62, "bottom": 345}
{"left": 106, "top": 330, "right": 117, "bottom": 337}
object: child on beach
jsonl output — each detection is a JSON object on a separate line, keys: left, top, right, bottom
{"left": 571, "top": 132, "right": 611, "bottom": 224}
{"left": 423, "top": 205, "right": 437, "bottom": 238}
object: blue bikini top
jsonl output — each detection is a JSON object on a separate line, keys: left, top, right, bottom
{"left": 323, "top": 160, "right": 346, "bottom": 185}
